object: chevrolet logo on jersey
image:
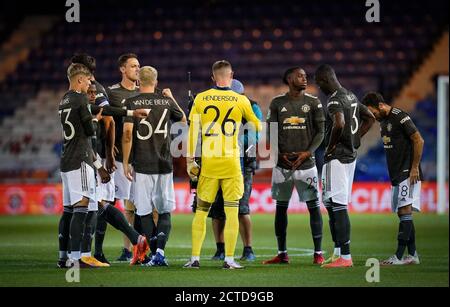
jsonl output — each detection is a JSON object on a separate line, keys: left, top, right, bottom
{"left": 283, "top": 116, "right": 306, "bottom": 125}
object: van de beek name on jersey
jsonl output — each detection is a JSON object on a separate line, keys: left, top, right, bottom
{"left": 132, "top": 99, "right": 171, "bottom": 106}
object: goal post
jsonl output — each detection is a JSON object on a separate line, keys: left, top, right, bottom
{"left": 437, "top": 75, "right": 449, "bottom": 214}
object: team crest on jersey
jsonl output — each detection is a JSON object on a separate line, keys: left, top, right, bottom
{"left": 387, "top": 123, "right": 392, "bottom": 132}
{"left": 382, "top": 135, "right": 391, "bottom": 144}
{"left": 301, "top": 104, "right": 310, "bottom": 113}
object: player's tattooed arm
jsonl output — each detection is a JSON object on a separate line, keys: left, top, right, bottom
{"left": 410, "top": 131, "right": 424, "bottom": 185}
{"left": 122, "top": 122, "right": 134, "bottom": 181}
{"left": 358, "top": 103, "right": 375, "bottom": 137}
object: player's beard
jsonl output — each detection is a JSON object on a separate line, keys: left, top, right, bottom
{"left": 295, "top": 84, "right": 307, "bottom": 91}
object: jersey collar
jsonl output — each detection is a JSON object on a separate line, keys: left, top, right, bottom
{"left": 214, "top": 86, "right": 232, "bottom": 91}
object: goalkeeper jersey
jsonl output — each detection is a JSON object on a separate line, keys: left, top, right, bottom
{"left": 188, "top": 87, "right": 261, "bottom": 179}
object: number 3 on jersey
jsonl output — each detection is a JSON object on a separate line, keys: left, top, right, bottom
{"left": 350, "top": 103, "right": 359, "bottom": 135}
{"left": 59, "top": 109, "right": 75, "bottom": 140}
{"left": 137, "top": 109, "right": 168, "bottom": 140}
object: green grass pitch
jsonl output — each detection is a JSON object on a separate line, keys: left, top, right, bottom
{"left": 0, "top": 214, "right": 448, "bottom": 287}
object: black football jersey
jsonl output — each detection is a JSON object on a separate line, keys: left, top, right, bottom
{"left": 324, "top": 87, "right": 368, "bottom": 164}
{"left": 124, "top": 93, "right": 184, "bottom": 174}
{"left": 59, "top": 90, "right": 95, "bottom": 172}
{"left": 380, "top": 107, "right": 423, "bottom": 185}
{"left": 106, "top": 83, "right": 140, "bottom": 162}
{"left": 267, "top": 92, "right": 325, "bottom": 170}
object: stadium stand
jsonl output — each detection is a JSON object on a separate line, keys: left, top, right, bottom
{"left": 0, "top": 0, "right": 448, "bottom": 183}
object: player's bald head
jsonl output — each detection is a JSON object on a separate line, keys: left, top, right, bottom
{"left": 315, "top": 64, "right": 336, "bottom": 81}
{"left": 212, "top": 60, "right": 233, "bottom": 79}
{"left": 139, "top": 66, "right": 158, "bottom": 86}
{"left": 314, "top": 64, "right": 340, "bottom": 95}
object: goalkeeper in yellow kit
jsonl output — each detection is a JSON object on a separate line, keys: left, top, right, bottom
{"left": 184, "top": 60, "right": 262, "bottom": 269}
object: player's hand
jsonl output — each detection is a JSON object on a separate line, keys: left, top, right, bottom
{"left": 162, "top": 88, "right": 175, "bottom": 100}
{"left": 113, "top": 145, "right": 119, "bottom": 158}
{"left": 95, "top": 108, "right": 103, "bottom": 122}
{"left": 123, "top": 164, "right": 134, "bottom": 182}
{"left": 105, "top": 155, "right": 117, "bottom": 174}
{"left": 280, "top": 153, "right": 293, "bottom": 168}
{"left": 410, "top": 167, "right": 420, "bottom": 185}
{"left": 325, "top": 145, "right": 337, "bottom": 158}
{"left": 98, "top": 167, "right": 111, "bottom": 184}
{"left": 186, "top": 158, "right": 200, "bottom": 181}
{"left": 291, "top": 151, "right": 312, "bottom": 170}
{"left": 133, "top": 109, "right": 149, "bottom": 118}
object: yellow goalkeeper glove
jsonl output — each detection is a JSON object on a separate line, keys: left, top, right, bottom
{"left": 186, "top": 158, "right": 200, "bottom": 181}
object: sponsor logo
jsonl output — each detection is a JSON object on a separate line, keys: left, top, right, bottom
{"left": 8, "top": 194, "right": 23, "bottom": 214}
{"left": 283, "top": 116, "right": 306, "bottom": 125}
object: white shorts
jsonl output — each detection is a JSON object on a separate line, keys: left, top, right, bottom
{"left": 391, "top": 179, "right": 421, "bottom": 213}
{"left": 96, "top": 159, "right": 115, "bottom": 203}
{"left": 62, "top": 162, "right": 97, "bottom": 207}
{"left": 114, "top": 161, "right": 132, "bottom": 200}
{"left": 321, "top": 159, "right": 356, "bottom": 206}
{"left": 131, "top": 172, "right": 176, "bottom": 216}
{"left": 271, "top": 166, "right": 320, "bottom": 202}
{"left": 88, "top": 194, "right": 99, "bottom": 211}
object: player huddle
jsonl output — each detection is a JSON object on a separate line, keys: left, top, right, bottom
{"left": 58, "top": 55, "right": 424, "bottom": 270}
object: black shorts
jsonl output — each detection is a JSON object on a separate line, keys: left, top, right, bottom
{"left": 208, "top": 167, "right": 254, "bottom": 220}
